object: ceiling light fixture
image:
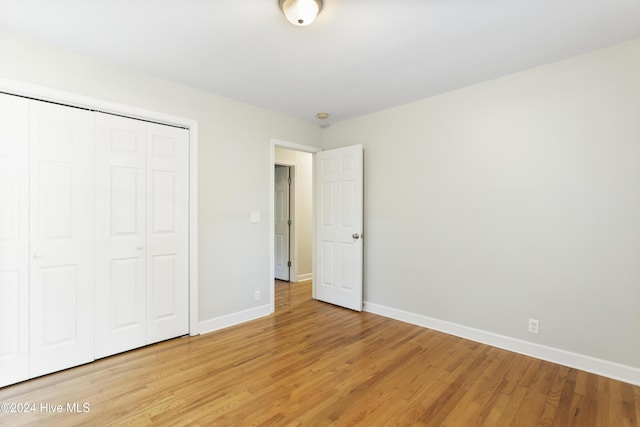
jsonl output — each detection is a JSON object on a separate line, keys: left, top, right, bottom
{"left": 279, "top": 0, "right": 323, "bottom": 27}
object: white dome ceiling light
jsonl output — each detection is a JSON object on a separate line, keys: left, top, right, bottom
{"left": 279, "top": 0, "right": 323, "bottom": 27}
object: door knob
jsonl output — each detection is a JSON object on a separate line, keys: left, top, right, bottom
{"left": 352, "top": 233, "right": 360, "bottom": 239}
{"left": 136, "top": 245, "right": 144, "bottom": 250}
{"left": 32, "top": 253, "right": 43, "bottom": 259}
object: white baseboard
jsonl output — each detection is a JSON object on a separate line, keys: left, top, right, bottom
{"left": 364, "top": 301, "right": 640, "bottom": 386}
{"left": 198, "top": 304, "right": 272, "bottom": 335}
{"left": 296, "top": 273, "right": 312, "bottom": 282}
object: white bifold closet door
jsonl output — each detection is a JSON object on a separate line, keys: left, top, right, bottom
{"left": 29, "top": 101, "right": 95, "bottom": 377}
{"left": 95, "top": 114, "right": 189, "bottom": 359}
{"left": 94, "top": 114, "right": 147, "bottom": 358}
{"left": 145, "top": 122, "right": 189, "bottom": 345}
{"left": 0, "top": 94, "right": 30, "bottom": 387}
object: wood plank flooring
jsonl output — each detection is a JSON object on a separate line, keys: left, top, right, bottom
{"left": 0, "top": 280, "right": 638, "bottom": 426}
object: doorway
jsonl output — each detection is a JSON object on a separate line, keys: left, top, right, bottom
{"left": 270, "top": 139, "right": 321, "bottom": 313}
{"left": 269, "top": 140, "right": 365, "bottom": 314}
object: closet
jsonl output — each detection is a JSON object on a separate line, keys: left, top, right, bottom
{"left": 0, "top": 92, "right": 190, "bottom": 388}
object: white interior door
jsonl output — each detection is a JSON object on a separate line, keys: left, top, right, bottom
{"left": 29, "top": 100, "right": 95, "bottom": 377}
{"left": 314, "top": 145, "right": 364, "bottom": 311}
{"left": 146, "top": 123, "right": 189, "bottom": 344}
{"left": 274, "top": 165, "right": 291, "bottom": 281}
{"left": 95, "top": 114, "right": 147, "bottom": 358}
{"left": 0, "top": 94, "right": 30, "bottom": 387}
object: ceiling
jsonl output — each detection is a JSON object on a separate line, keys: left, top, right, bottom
{"left": 1, "top": 0, "right": 640, "bottom": 126}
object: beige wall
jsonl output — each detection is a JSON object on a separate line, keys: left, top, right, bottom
{"left": 275, "top": 147, "right": 313, "bottom": 281}
{"left": 0, "top": 29, "right": 322, "bottom": 322}
{"left": 321, "top": 39, "right": 640, "bottom": 369}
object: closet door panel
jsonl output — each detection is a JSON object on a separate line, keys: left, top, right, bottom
{"left": 146, "top": 124, "right": 189, "bottom": 344}
{"left": 95, "top": 114, "right": 146, "bottom": 358}
{"left": 0, "top": 94, "right": 29, "bottom": 387}
{"left": 29, "top": 101, "right": 94, "bottom": 377}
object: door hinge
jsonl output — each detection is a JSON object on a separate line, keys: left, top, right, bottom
{"left": 288, "top": 177, "right": 292, "bottom": 185}
{"left": 287, "top": 261, "right": 292, "bottom": 267}
{"left": 287, "top": 219, "right": 292, "bottom": 226}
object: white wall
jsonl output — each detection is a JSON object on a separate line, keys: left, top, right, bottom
{"left": 0, "top": 30, "right": 322, "bottom": 324}
{"left": 3, "top": 27, "right": 639, "bottom": 381}
{"left": 274, "top": 147, "right": 313, "bottom": 281}
{"left": 321, "top": 39, "right": 640, "bottom": 371}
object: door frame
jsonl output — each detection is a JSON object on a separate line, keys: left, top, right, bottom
{"left": 269, "top": 138, "right": 321, "bottom": 313}
{"left": 0, "top": 77, "right": 200, "bottom": 336}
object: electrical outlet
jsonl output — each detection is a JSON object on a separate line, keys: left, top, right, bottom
{"left": 528, "top": 318, "right": 539, "bottom": 334}
{"left": 255, "top": 290, "right": 261, "bottom": 301}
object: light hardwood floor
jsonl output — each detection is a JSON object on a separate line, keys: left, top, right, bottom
{"left": 0, "top": 280, "right": 638, "bottom": 426}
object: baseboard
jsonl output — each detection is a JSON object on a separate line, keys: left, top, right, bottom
{"left": 198, "top": 305, "right": 272, "bottom": 335}
{"left": 364, "top": 301, "right": 640, "bottom": 386}
{"left": 297, "top": 273, "right": 312, "bottom": 282}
